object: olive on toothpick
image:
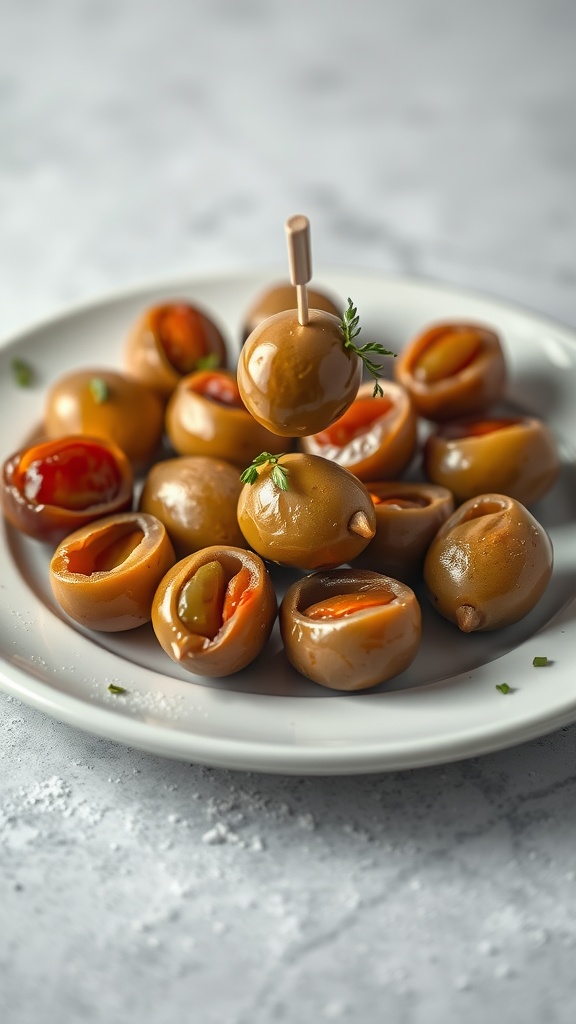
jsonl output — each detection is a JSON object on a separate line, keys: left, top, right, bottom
{"left": 237, "top": 215, "right": 395, "bottom": 437}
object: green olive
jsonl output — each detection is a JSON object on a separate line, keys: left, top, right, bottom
{"left": 237, "top": 453, "right": 376, "bottom": 570}
{"left": 139, "top": 455, "right": 246, "bottom": 559}
{"left": 423, "top": 415, "right": 560, "bottom": 506}
{"left": 395, "top": 322, "right": 507, "bottom": 421}
{"left": 280, "top": 569, "right": 422, "bottom": 691}
{"left": 423, "top": 493, "right": 553, "bottom": 631}
{"left": 237, "top": 309, "right": 362, "bottom": 437}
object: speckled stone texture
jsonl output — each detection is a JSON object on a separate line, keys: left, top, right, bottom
{"left": 2, "top": 0, "right": 576, "bottom": 1021}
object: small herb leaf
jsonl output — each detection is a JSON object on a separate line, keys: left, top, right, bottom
{"left": 340, "top": 298, "right": 396, "bottom": 395}
{"left": 89, "top": 377, "right": 110, "bottom": 403}
{"left": 195, "top": 353, "right": 220, "bottom": 371}
{"left": 240, "top": 452, "right": 288, "bottom": 490}
{"left": 11, "top": 358, "right": 34, "bottom": 387}
{"left": 532, "top": 656, "right": 549, "bottom": 667}
{"left": 496, "top": 683, "right": 512, "bottom": 695}
{"left": 107, "top": 683, "right": 127, "bottom": 695}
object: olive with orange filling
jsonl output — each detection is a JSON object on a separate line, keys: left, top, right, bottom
{"left": 280, "top": 569, "right": 422, "bottom": 691}
{"left": 139, "top": 455, "right": 246, "bottom": 558}
{"left": 352, "top": 482, "right": 454, "bottom": 581}
{"left": 49, "top": 512, "right": 176, "bottom": 631}
{"left": 395, "top": 322, "right": 506, "bottom": 421}
{"left": 301, "top": 380, "right": 417, "bottom": 481}
{"left": 423, "top": 415, "right": 560, "bottom": 506}
{"left": 152, "top": 546, "right": 277, "bottom": 677}
{"left": 241, "top": 281, "right": 341, "bottom": 341}
{"left": 165, "top": 369, "right": 286, "bottom": 465}
{"left": 124, "top": 301, "right": 228, "bottom": 399}
{"left": 45, "top": 369, "right": 164, "bottom": 468}
{"left": 237, "top": 452, "right": 376, "bottom": 570}
{"left": 423, "top": 494, "right": 553, "bottom": 632}
{"left": 1, "top": 435, "right": 133, "bottom": 544}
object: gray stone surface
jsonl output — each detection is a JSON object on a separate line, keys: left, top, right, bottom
{"left": 1, "top": 0, "right": 576, "bottom": 1021}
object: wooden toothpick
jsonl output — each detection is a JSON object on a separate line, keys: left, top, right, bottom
{"left": 285, "top": 214, "right": 312, "bottom": 325}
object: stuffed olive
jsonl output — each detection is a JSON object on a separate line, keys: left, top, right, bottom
{"left": 395, "top": 322, "right": 507, "bottom": 421}
{"left": 352, "top": 481, "right": 455, "bottom": 581}
{"left": 423, "top": 415, "right": 560, "bottom": 506}
{"left": 1, "top": 435, "right": 133, "bottom": 544}
{"left": 50, "top": 512, "right": 176, "bottom": 631}
{"left": 124, "top": 301, "right": 228, "bottom": 399}
{"left": 152, "top": 546, "right": 277, "bottom": 677}
{"left": 301, "top": 380, "right": 417, "bottom": 481}
{"left": 424, "top": 494, "right": 553, "bottom": 632}
{"left": 165, "top": 369, "right": 286, "bottom": 465}
{"left": 280, "top": 569, "right": 422, "bottom": 691}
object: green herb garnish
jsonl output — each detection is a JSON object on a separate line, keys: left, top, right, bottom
{"left": 340, "top": 298, "right": 396, "bottom": 398}
{"left": 107, "top": 683, "right": 128, "bottom": 695}
{"left": 496, "top": 683, "right": 512, "bottom": 695}
{"left": 195, "top": 352, "right": 221, "bottom": 371}
{"left": 240, "top": 452, "right": 289, "bottom": 490}
{"left": 11, "top": 358, "right": 34, "bottom": 387}
{"left": 89, "top": 377, "right": 110, "bottom": 403}
{"left": 533, "top": 656, "right": 549, "bottom": 667}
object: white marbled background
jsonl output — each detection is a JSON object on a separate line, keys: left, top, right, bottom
{"left": 1, "top": 0, "right": 576, "bottom": 1021}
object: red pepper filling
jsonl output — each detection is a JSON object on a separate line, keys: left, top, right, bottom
{"left": 440, "top": 418, "right": 521, "bottom": 441}
{"left": 304, "top": 591, "right": 394, "bottom": 620}
{"left": 195, "top": 373, "right": 244, "bottom": 408}
{"left": 19, "top": 443, "right": 122, "bottom": 511}
{"left": 369, "top": 494, "right": 428, "bottom": 509}
{"left": 157, "top": 304, "right": 214, "bottom": 374}
{"left": 313, "top": 396, "right": 394, "bottom": 448}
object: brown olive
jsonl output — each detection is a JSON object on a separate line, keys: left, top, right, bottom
{"left": 423, "top": 493, "right": 553, "bottom": 631}
{"left": 50, "top": 512, "right": 176, "bottom": 632}
{"left": 139, "top": 455, "right": 246, "bottom": 558}
{"left": 124, "top": 301, "right": 228, "bottom": 399}
{"left": 165, "top": 369, "right": 286, "bottom": 465}
{"left": 45, "top": 369, "right": 164, "bottom": 468}
{"left": 241, "top": 281, "right": 341, "bottom": 341}
{"left": 152, "top": 546, "right": 277, "bottom": 677}
{"left": 352, "top": 481, "right": 455, "bottom": 581}
{"left": 237, "top": 453, "right": 376, "bottom": 570}
{"left": 423, "top": 415, "right": 560, "bottom": 506}
{"left": 280, "top": 569, "right": 421, "bottom": 691}
{"left": 300, "top": 380, "right": 417, "bottom": 481}
{"left": 395, "top": 322, "right": 507, "bottom": 421}
{"left": 237, "top": 309, "right": 363, "bottom": 437}
{"left": 1, "top": 435, "right": 133, "bottom": 544}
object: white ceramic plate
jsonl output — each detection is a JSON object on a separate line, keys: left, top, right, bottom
{"left": 1, "top": 269, "right": 576, "bottom": 774}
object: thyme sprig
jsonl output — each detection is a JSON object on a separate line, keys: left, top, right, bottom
{"left": 341, "top": 298, "right": 396, "bottom": 398}
{"left": 240, "top": 452, "right": 289, "bottom": 490}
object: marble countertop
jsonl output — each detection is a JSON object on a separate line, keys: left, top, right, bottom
{"left": 2, "top": 1, "right": 576, "bottom": 1021}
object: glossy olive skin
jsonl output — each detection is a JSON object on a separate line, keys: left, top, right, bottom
{"left": 152, "top": 546, "right": 277, "bottom": 677}
{"left": 423, "top": 415, "right": 560, "bottom": 506}
{"left": 352, "top": 482, "right": 455, "bottom": 582}
{"left": 241, "top": 282, "right": 341, "bottom": 341}
{"left": 237, "top": 453, "right": 376, "bottom": 570}
{"left": 165, "top": 370, "right": 286, "bottom": 465}
{"left": 424, "top": 494, "right": 553, "bottom": 632}
{"left": 50, "top": 512, "right": 176, "bottom": 632}
{"left": 124, "top": 301, "right": 228, "bottom": 399}
{"left": 1, "top": 435, "right": 133, "bottom": 544}
{"left": 139, "top": 455, "right": 246, "bottom": 558}
{"left": 301, "top": 380, "right": 418, "bottom": 481}
{"left": 45, "top": 368, "right": 164, "bottom": 468}
{"left": 237, "top": 309, "right": 362, "bottom": 437}
{"left": 280, "top": 569, "right": 422, "bottom": 691}
{"left": 395, "top": 322, "right": 507, "bottom": 421}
